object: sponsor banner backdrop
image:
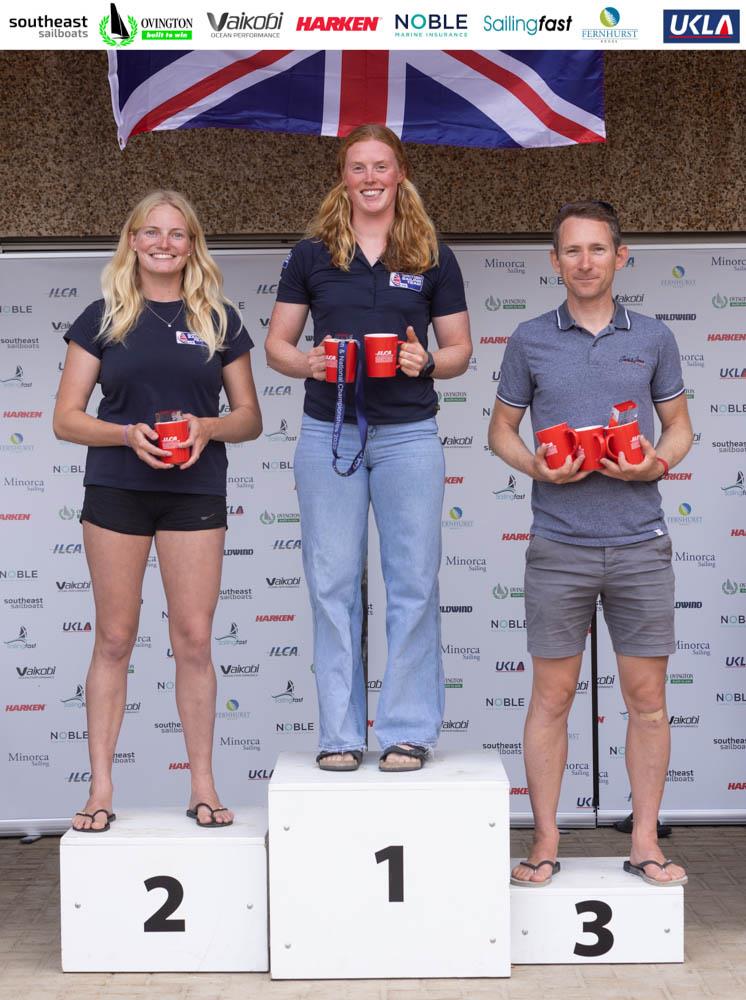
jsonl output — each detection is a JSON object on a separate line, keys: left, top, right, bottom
{"left": 0, "top": 3, "right": 741, "bottom": 51}
{"left": 2, "top": 243, "right": 745, "bottom": 830}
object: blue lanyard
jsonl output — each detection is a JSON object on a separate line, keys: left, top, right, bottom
{"left": 331, "top": 340, "right": 368, "bottom": 477}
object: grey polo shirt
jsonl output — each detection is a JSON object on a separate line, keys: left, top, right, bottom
{"left": 497, "top": 300, "right": 685, "bottom": 546}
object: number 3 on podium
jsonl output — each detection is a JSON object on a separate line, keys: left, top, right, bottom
{"left": 574, "top": 900, "right": 614, "bottom": 957}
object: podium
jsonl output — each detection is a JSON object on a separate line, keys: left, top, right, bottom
{"left": 510, "top": 857, "right": 684, "bottom": 964}
{"left": 60, "top": 808, "right": 268, "bottom": 972}
{"left": 268, "top": 751, "right": 511, "bottom": 979}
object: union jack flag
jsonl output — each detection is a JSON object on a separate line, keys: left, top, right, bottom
{"left": 109, "top": 50, "right": 605, "bottom": 150}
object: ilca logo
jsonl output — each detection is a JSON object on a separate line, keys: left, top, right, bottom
{"left": 100, "top": 3, "right": 138, "bottom": 46}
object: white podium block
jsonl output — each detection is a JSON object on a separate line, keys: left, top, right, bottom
{"left": 269, "top": 751, "right": 510, "bottom": 979}
{"left": 510, "top": 857, "right": 683, "bottom": 964}
{"left": 60, "top": 808, "right": 268, "bottom": 972}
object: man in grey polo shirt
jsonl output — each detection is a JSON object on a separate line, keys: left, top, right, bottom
{"left": 488, "top": 201, "right": 693, "bottom": 887}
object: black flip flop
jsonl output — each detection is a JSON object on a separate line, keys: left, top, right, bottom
{"left": 510, "top": 860, "right": 561, "bottom": 887}
{"left": 316, "top": 749, "right": 364, "bottom": 772}
{"left": 74, "top": 809, "right": 116, "bottom": 833}
{"left": 623, "top": 859, "right": 688, "bottom": 886}
{"left": 379, "top": 744, "right": 428, "bottom": 772}
{"left": 186, "top": 803, "right": 233, "bottom": 828}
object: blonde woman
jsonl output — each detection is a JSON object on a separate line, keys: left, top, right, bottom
{"left": 54, "top": 191, "right": 262, "bottom": 830}
{"left": 266, "top": 125, "right": 471, "bottom": 773}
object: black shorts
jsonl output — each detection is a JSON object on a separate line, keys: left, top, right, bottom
{"left": 81, "top": 485, "right": 227, "bottom": 536}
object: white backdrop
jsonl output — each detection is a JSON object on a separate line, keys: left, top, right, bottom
{"left": 1, "top": 242, "right": 744, "bottom": 834}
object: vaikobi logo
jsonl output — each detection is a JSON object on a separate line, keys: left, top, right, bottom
{"left": 663, "top": 9, "right": 740, "bottom": 44}
{"left": 207, "top": 11, "right": 284, "bottom": 36}
{"left": 100, "top": 4, "right": 138, "bottom": 46}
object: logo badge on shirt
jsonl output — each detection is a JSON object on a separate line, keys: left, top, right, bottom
{"left": 390, "top": 272, "right": 424, "bottom": 292}
{"left": 175, "top": 330, "right": 206, "bottom": 347}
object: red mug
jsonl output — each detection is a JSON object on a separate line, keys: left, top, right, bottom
{"left": 574, "top": 425, "right": 607, "bottom": 471}
{"left": 324, "top": 338, "right": 357, "bottom": 384}
{"left": 154, "top": 409, "right": 191, "bottom": 465}
{"left": 364, "top": 333, "right": 401, "bottom": 378}
{"left": 536, "top": 422, "right": 579, "bottom": 471}
{"left": 605, "top": 419, "right": 643, "bottom": 465}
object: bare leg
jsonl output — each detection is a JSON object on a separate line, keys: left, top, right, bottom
{"left": 156, "top": 527, "right": 232, "bottom": 824}
{"left": 72, "top": 523, "right": 151, "bottom": 830}
{"left": 618, "top": 654, "right": 686, "bottom": 882}
{"left": 512, "top": 654, "right": 582, "bottom": 883}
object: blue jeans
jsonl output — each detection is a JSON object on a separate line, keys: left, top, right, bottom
{"left": 294, "top": 414, "right": 445, "bottom": 752}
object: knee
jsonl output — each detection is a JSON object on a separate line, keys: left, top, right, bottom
{"left": 624, "top": 683, "right": 667, "bottom": 723}
{"left": 169, "top": 619, "right": 212, "bottom": 661}
{"left": 94, "top": 623, "right": 137, "bottom": 664}
{"left": 530, "top": 682, "right": 576, "bottom": 722}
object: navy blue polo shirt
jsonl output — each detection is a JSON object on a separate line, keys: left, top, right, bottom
{"left": 64, "top": 299, "right": 253, "bottom": 496}
{"left": 497, "top": 300, "right": 685, "bottom": 546}
{"left": 275, "top": 238, "right": 467, "bottom": 424}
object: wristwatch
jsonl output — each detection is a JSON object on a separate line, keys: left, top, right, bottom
{"left": 419, "top": 351, "right": 436, "bottom": 378}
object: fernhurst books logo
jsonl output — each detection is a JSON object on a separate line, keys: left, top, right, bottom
{"left": 663, "top": 9, "right": 740, "bottom": 44}
{"left": 100, "top": 4, "right": 138, "bottom": 46}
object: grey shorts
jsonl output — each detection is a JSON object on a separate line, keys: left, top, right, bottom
{"left": 524, "top": 534, "right": 675, "bottom": 658}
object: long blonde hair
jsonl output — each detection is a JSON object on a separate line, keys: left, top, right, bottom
{"left": 308, "top": 125, "right": 439, "bottom": 273}
{"left": 99, "top": 190, "right": 232, "bottom": 358}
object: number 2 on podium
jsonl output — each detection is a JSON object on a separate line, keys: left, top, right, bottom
{"left": 375, "top": 845, "right": 404, "bottom": 902}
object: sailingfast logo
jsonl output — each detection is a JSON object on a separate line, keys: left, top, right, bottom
{"left": 492, "top": 475, "right": 526, "bottom": 501}
{"left": 265, "top": 419, "right": 297, "bottom": 442}
{"left": 722, "top": 471, "right": 746, "bottom": 495}
{"left": 214, "top": 623, "right": 248, "bottom": 645}
{"left": 1, "top": 366, "right": 31, "bottom": 388}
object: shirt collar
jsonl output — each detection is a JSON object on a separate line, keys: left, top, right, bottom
{"left": 555, "top": 298, "right": 631, "bottom": 333}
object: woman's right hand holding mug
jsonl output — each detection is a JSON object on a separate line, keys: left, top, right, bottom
{"left": 125, "top": 423, "right": 174, "bottom": 469}
{"left": 307, "top": 339, "right": 329, "bottom": 381}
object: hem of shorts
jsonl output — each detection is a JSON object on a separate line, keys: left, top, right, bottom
{"left": 83, "top": 477, "right": 226, "bottom": 497}
{"left": 611, "top": 644, "right": 675, "bottom": 657}
{"left": 80, "top": 515, "right": 154, "bottom": 537}
{"left": 528, "top": 645, "right": 585, "bottom": 659}
{"left": 532, "top": 527, "right": 668, "bottom": 547}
